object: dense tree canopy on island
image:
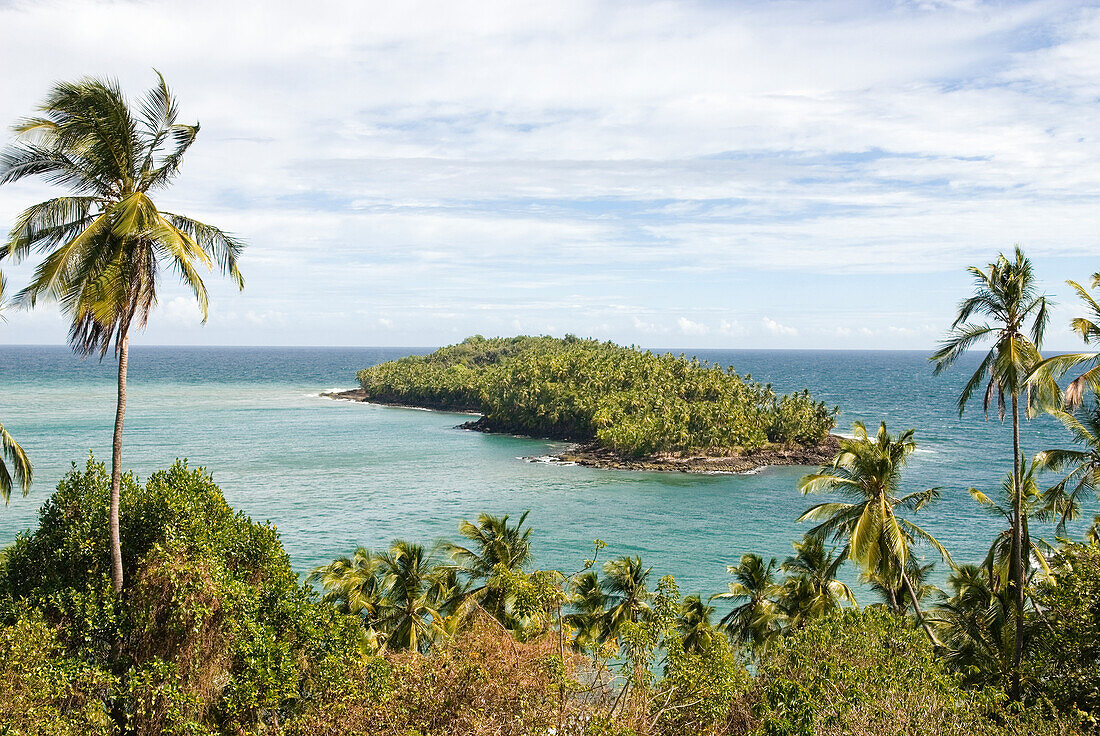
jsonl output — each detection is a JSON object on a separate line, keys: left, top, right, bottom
{"left": 356, "top": 335, "right": 837, "bottom": 457}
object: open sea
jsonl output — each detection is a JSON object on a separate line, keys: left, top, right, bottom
{"left": 0, "top": 345, "right": 1091, "bottom": 600}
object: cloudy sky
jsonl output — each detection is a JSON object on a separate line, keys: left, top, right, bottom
{"left": 0, "top": 0, "right": 1098, "bottom": 349}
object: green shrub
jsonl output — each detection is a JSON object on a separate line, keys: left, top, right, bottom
{"left": 0, "top": 456, "right": 364, "bottom": 735}
{"left": 753, "top": 608, "right": 1084, "bottom": 736}
{"left": 1028, "top": 542, "right": 1100, "bottom": 727}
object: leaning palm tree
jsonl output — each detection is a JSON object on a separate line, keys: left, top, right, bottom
{"left": 712, "top": 553, "right": 785, "bottom": 650}
{"left": 1034, "top": 399, "right": 1100, "bottom": 534}
{"left": 930, "top": 247, "right": 1051, "bottom": 696}
{"left": 0, "top": 74, "right": 245, "bottom": 592}
{"left": 0, "top": 271, "right": 33, "bottom": 503}
{"left": 1029, "top": 273, "right": 1100, "bottom": 409}
{"left": 798, "top": 421, "right": 952, "bottom": 644}
{"left": 442, "top": 510, "right": 533, "bottom": 622}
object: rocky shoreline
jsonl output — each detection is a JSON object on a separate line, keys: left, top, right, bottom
{"left": 321, "top": 388, "right": 840, "bottom": 473}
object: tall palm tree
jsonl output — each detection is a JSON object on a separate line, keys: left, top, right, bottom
{"left": 1029, "top": 273, "right": 1100, "bottom": 409}
{"left": 798, "top": 421, "right": 952, "bottom": 644}
{"left": 1034, "top": 399, "right": 1100, "bottom": 534}
{"left": 930, "top": 247, "right": 1050, "bottom": 696}
{"left": 712, "top": 553, "right": 784, "bottom": 649}
{"left": 0, "top": 74, "right": 245, "bottom": 592}
{"left": 442, "top": 510, "right": 533, "bottom": 621}
{"left": 0, "top": 271, "right": 33, "bottom": 503}
{"left": 376, "top": 540, "right": 447, "bottom": 652}
{"left": 778, "top": 535, "right": 855, "bottom": 624}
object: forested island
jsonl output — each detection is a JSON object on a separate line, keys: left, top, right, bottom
{"left": 328, "top": 335, "right": 839, "bottom": 472}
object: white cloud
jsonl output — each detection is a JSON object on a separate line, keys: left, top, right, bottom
{"left": 762, "top": 317, "right": 798, "bottom": 337}
{"left": 0, "top": 0, "right": 1097, "bottom": 348}
{"left": 677, "top": 316, "right": 709, "bottom": 335}
{"left": 719, "top": 319, "right": 745, "bottom": 336}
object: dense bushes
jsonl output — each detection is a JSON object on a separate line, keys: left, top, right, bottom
{"left": 754, "top": 608, "right": 1083, "bottom": 736}
{"left": 1027, "top": 543, "right": 1100, "bottom": 725}
{"left": 1, "top": 458, "right": 1094, "bottom": 735}
{"left": 356, "top": 335, "right": 836, "bottom": 456}
{"left": 0, "top": 457, "right": 363, "bottom": 735}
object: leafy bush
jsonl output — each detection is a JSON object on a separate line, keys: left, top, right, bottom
{"left": 288, "top": 616, "right": 579, "bottom": 736}
{"left": 0, "top": 456, "right": 364, "bottom": 735}
{"left": 0, "top": 607, "right": 113, "bottom": 736}
{"left": 753, "top": 608, "right": 1083, "bottom": 736}
{"left": 356, "top": 335, "right": 836, "bottom": 456}
{"left": 1028, "top": 542, "right": 1100, "bottom": 727}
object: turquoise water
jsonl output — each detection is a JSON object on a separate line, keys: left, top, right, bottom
{"left": 0, "top": 346, "right": 1088, "bottom": 599}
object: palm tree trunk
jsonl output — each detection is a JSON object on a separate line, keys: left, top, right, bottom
{"left": 109, "top": 332, "right": 129, "bottom": 593}
{"left": 901, "top": 572, "right": 937, "bottom": 646}
{"left": 1010, "top": 394, "right": 1023, "bottom": 701}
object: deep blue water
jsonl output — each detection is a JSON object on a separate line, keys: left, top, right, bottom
{"left": 0, "top": 345, "right": 1089, "bottom": 600}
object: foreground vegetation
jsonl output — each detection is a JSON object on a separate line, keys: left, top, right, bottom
{"left": 0, "top": 456, "right": 1093, "bottom": 735}
{"left": 355, "top": 335, "right": 837, "bottom": 457}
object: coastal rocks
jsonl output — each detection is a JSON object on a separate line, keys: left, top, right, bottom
{"left": 321, "top": 389, "right": 841, "bottom": 474}
{"left": 555, "top": 435, "right": 841, "bottom": 474}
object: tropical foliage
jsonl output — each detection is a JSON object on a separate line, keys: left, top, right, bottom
{"left": 356, "top": 335, "right": 837, "bottom": 457}
{"left": 0, "top": 74, "right": 245, "bottom": 591}
{"left": 930, "top": 246, "right": 1052, "bottom": 697}
{"left": 797, "top": 421, "right": 950, "bottom": 641}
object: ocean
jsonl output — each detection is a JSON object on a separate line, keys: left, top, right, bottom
{"left": 0, "top": 345, "right": 1087, "bottom": 599}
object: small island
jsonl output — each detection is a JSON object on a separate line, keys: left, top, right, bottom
{"left": 326, "top": 335, "right": 840, "bottom": 472}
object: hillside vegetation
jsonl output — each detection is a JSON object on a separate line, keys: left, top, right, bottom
{"left": 355, "top": 335, "right": 837, "bottom": 457}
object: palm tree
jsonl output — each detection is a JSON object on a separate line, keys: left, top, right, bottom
{"left": 1034, "top": 399, "right": 1100, "bottom": 534}
{"left": 565, "top": 570, "right": 607, "bottom": 651}
{"left": 309, "top": 547, "right": 386, "bottom": 645}
{"left": 712, "top": 553, "right": 784, "bottom": 649}
{"left": 0, "top": 271, "right": 33, "bottom": 503}
{"left": 970, "top": 460, "right": 1054, "bottom": 591}
{"left": 798, "top": 421, "right": 952, "bottom": 644}
{"left": 601, "top": 555, "right": 652, "bottom": 639}
{"left": 376, "top": 540, "right": 447, "bottom": 652}
{"left": 930, "top": 247, "right": 1051, "bottom": 696}
{"left": 930, "top": 564, "right": 1015, "bottom": 689}
{"left": 442, "top": 510, "right": 533, "bottom": 621}
{"left": 0, "top": 74, "right": 245, "bottom": 592}
{"left": 862, "top": 558, "right": 938, "bottom": 614}
{"left": 777, "top": 535, "right": 855, "bottom": 624}
{"left": 1029, "top": 273, "right": 1100, "bottom": 409}
{"left": 677, "top": 594, "right": 719, "bottom": 653}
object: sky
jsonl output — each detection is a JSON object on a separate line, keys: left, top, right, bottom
{"left": 0, "top": 0, "right": 1099, "bottom": 350}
